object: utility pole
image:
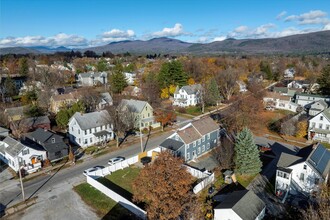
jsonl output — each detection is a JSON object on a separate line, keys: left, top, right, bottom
{"left": 139, "top": 118, "right": 143, "bottom": 152}
{"left": 18, "top": 157, "right": 25, "bottom": 201}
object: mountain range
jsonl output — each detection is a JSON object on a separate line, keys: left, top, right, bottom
{"left": 1, "top": 30, "right": 330, "bottom": 55}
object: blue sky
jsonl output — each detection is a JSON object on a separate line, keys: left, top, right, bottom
{"left": 1, "top": 0, "right": 329, "bottom": 48}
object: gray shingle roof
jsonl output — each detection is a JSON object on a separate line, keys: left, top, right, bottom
{"left": 121, "top": 99, "right": 148, "bottom": 113}
{"left": 71, "top": 110, "right": 111, "bottom": 130}
{"left": 3, "top": 136, "right": 26, "bottom": 157}
{"left": 100, "top": 92, "right": 113, "bottom": 103}
{"left": 175, "top": 84, "right": 202, "bottom": 95}
{"left": 192, "top": 116, "right": 219, "bottom": 135}
{"left": 79, "top": 72, "right": 107, "bottom": 78}
{"left": 277, "top": 153, "right": 303, "bottom": 168}
{"left": 0, "top": 127, "right": 9, "bottom": 133}
{"left": 159, "top": 138, "right": 184, "bottom": 151}
{"left": 215, "top": 190, "right": 265, "bottom": 220}
{"left": 18, "top": 116, "right": 50, "bottom": 127}
{"left": 5, "top": 106, "right": 27, "bottom": 117}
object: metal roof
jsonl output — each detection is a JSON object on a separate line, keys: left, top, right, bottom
{"left": 71, "top": 110, "right": 111, "bottom": 130}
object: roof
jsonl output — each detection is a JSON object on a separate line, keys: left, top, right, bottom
{"left": 278, "top": 167, "right": 293, "bottom": 173}
{"left": 94, "top": 130, "right": 111, "bottom": 137}
{"left": 215, "top": 190, "right": 265, "bottom": 220}
{"left": 100, "top": 92, "right": 113, "bottom": 103}
{"left": 177, "top": 126, "right": 201, "bottom": 144}
{"left": 277, "top": 153, "right": 304, "bottom": 168}
{"left": 273, "top": 87, "right": 288, "bottom": 93}
{"left": 71, "top": 110, "right": 111, "bottom": 130}
{"left": 52, "top": 91, "right": 81, "bottom": 102}
{"left": 321, "top": 108, "right": 330, "bottom": 121}
{"left": 296, "top": 93, "right": 330, "bottom": 99}
{"left": 307, "top": 143, "right": 330, "bottom": 179}
{"left": 3, "top": 136, "right": 26, "bottom": 157}
{"left": 16, "top": 116, "right": 50, "bottom": 128}
{"left": 121, "top": 99, "right": 148, "bottom": 113}
{"left": 176, "top": 84, "right": 202, "bottom": 95}
{"left": 192, "top": 116, "right": 219, "bottom": 135}
{"left": 0, "top": 127, "right": 9, "bottom": 133}
{"left": 79, "top": 72, "right": 107, "bottom": 78}
{"left": 5, "top": 106, "right": 27, "bottom": 117}
{"left": 159, "top": 138, "right": 184, "bottom": 151}
{"left": 312, "top": 100, "right": 328, "bottom": 109}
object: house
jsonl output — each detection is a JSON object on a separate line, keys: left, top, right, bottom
{"left": 76, "top": 72, "right": 108, "bottom": 87}
{"left": 284, "top": 68, "right": 295, "bottom": 78}
{"left": 308, "top": 108, "right": 330, "bottom": 143}
{"left": 159, "top": 117, "right": 219, "bottom": 162}
{"left": 10, "top": 116, "right": 51, "bottom": 137}
{"left": 0, "top": 127, "right": 9, "bottom": 137}
{"left": 214, "top": 189, "right": 266, "bottom": 220}
{"left": 247, "top": 73, "right": 264, "bottom": 83}
{"left": 0, "top": 74, "right": 27, "bottom": 93}
{"left": 293, "top": 93, "right": 330, "bottom": 108}
{"left": 173, "top": 84, "right": 202, "bottom": 107}
{"left": 309, "top": 100, "right": 329, "bottom": 116}
{"left": 49, "top": 91, "right": 81, "bottom": 113}
{"left": 23, "top": 128, "right": 69, "bottom": 162}
{"left": 54, "top": 86, "right": 75, "bottom": 95}
{"left": 68, "top": 110, "right": 114, "bottom": 148}
{"left": 287, "top": 80, "right": 310, "bottom": 90}
{"left": 0, "top": 136, "right": 46, "bottom": 173}
{"left": 124, "top": 72, "right": 136, "bottom": 85}
{"left": 122, "top": 86, "right": 142, "bottom": 97}
{"left": 236, "top": 81, "right": 247, "bottom": 93}
{"left": 275, "top": 143, "right": 330, "bottom": 202}
{"left": 97, "top": 92, "right": 113, "bottom": 109}
{"left": 263, "top": 92, "right": 299, "bottom": 112}
{"left": 4, "top": 106, "right": 28, "bottom": 122}
{"left": 120, "top": 99, "right": 160, "bottom": 130}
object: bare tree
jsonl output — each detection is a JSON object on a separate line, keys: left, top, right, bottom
{"left": 216, "top": 68, "right": 239, "bottom": 101}
{"left": 214, "top": 132, "right": 235, "bottom": 170}
{"left": 281, "top": 119, "right": 298, "bottom": 136}
{"left": 80, "top": 88, "right": 100, "bottom": 112}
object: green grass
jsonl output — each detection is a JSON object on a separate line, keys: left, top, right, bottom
{"left": 74, "top": 183, "right": 136, "bottom": 219}
{"left": 103, "top": 166, "right": 141, "bottom": 193}
{"left": 321, "top": 142, "right": 330, "bottom": 149}
{"left": 84, "top": 146, "right": 99, "bottom": 155}
{"left": 186, "top": 106, "right": 202, "bottom": 115}
{"left": 236, "top": 173, "right": 258, "bottom": 188}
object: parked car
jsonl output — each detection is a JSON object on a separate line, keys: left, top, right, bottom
{"left": 83, "top": 166, "right": 104, "bottom": 176}
{"left": 108, "top": 156, "right": 125, "bottom": 165}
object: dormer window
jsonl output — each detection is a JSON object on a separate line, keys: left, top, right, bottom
{"left": 51, "top": 138, "right": 55, "bottom": 143}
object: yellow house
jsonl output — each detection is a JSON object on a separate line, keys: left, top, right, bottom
{"left": 120, "top": 99, "right": 160, "bottom": 130}
{"left": 49, "top": 91, "right": 81, "bottom": 113}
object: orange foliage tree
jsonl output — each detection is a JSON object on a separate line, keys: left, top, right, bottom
{"left": 155, "top": 110, "right": 176, "bottom": 131}
{"left": 132, "top": 151, "right": 195, "bottom": 220}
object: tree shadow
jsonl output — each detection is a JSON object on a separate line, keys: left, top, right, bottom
{"left": 101, "top": 203, "right": 142, "bottom": 220}
{"left": 0, "top": 203, "right": 6, "bottom": 217}
{"left": 97, "top": 178, "right": 133, "bottom": 201}
{"left": 143, "top": 128, "right": 152, "bottom": 152}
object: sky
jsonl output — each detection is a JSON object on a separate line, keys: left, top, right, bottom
{"left": 0, "top": 0, "right": 330, "bottom": 48}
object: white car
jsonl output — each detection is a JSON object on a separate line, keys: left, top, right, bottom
{"left": 108, "top": 156, "right": 125, "bottom": 165}
{"left": 83, "top": 166, "right": 104, "bottom": 176}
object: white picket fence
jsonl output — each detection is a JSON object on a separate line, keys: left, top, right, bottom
{"left": 184, "top": 165, "right": 210, "bottom": 179}
{"left": 87, "top": 175, "right": 146, "bottom": 219}
{"left": 193, "top": 173, "right": 215, "bottom": 194}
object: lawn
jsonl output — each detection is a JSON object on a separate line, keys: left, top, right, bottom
{"left": 236, "top": 173, "right": 258, "bottom": 188}
{"left": 74, "top": 183, "right": 136, "bottom": 220}
{"left": 101, "top": 166, "right": 141, "bottom": 194}
{"left": 321, "top": 142, "right": 330, "bottom": 149}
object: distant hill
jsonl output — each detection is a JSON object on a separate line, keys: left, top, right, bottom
{"left": 1, "top": 30, "right": 330, "bottom": 55}
{"left": 82, "top": 37, "right": 193, "bottom": 54}
{"left": 0, "top": 47, "right": 41, "bottom": 55}
{"left": 188, "top": 30, "right": 330, "bottom": 54}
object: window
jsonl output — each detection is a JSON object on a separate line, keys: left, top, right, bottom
{"left": 198, "top": 139, "right": 201, "bottom": 145}
{"left": 84, "top": 139, "right": 87, "bottom": 144}
{"left": 193, "top": 141, "right": 196, "bottom": 147}
{"left": 202, "top": 136, "right": 205, "bottom": 142}
{"left": 283, "top": 173, "right": 288, "bottom": 179}
{"left": 148, "top": 113, "right": 150, "bottom": 117}
{"left": 78, "top": 129, "right": 80, "bottom": 134}
{"left": 85, "top": 130, "right": 87, "bottom": 135}
{"left": 314, "top": 178, "right": 320, "bottom": 185}
{"left": 51, "top": 138, "right": 55, "bottom": 143}
{"left": 207, "top": 133, "right": 210, "bottom": 139}
{"left": 22, "top": 149, "right": 29, "bottom": 155}
{"left": 300, "top": 173, "right": 304, "bottom": 181}
{"left": 327, "top": 125, "right": 330, "bottom": 130}
{"left": 71, "top": 127, "right": 74, "bottom": 132}
{"left": 187, "top": 153, "right": 190, "bottom": 160}
{"left": 79, "top": 138, "right": 81, "bottom": 144}
{"left": 202, "top": 145, "right": 205, "bottom": 152}
{"left": 198, "top": 147, "right": 201, "bottom": 154}
{"left": 89, "top": 129, "right": 91, "bottom": 133}
{"left": 319, "top": 123, "right": 323, "bottom": 129}
{"left": 312, "top": 122, "right": 316, "bottom": 128}
{"left": 320, "top": 116, "right": 323, "bottom": 121}
{"left": 207, "top": 143, "right": 210, "bottom": 149}
{"left": 175, "top": 135, "right": 179, "bottom": 141}
{"left": 90, "top": 137, "right": 92, "bottom": 143}
{"left": 303, "top": 164, "right": 307, "bottom": 170}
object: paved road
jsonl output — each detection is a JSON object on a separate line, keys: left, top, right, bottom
{"left": 0, "top": 129, "right": 174, "bottom": 212}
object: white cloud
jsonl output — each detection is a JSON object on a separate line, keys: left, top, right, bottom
{"left": 196, "top": 37, "right": 209, "bottom": 43}
{"left": 213, "top": 36, "right": 226, "bottom": 42}
{"left": 0, "top": 33, "right": 87, "bottom": 47}
{"left": 234, "top": 26, "right": 249, "bottom": 33}
{"left": 151, "top": 23, "right": 186, "bottom": 37}
{"left": 284, "top": 10, "right": 329, "bottom": 25}
{"left": 253, "top": 23, "right": 276, "bottom": 36}
{"left": 102, "top": 29, "right": 135, "bottom": 38}
{"left": 276, "top": 11, "right": 287, "bottom": 20}
{"left": 323, "top": 23, "right": 330, "bottom": 30}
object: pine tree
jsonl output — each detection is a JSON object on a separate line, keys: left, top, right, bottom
{"left": 19, "top": 57, "right": 29, "bottom": 76}
{"left": 158, "top": 60, "right": 188, "bottom": 88}
{"left": 317, "top": 65, "right": 330, "bottom": 95}
{"left": 205, "top": 78, "right": 220, "bottom": 106}
{"left": 234, "top": 127, "right": 262, "bottom": 175}
{"left": 110, "top": 72, "right": 128, "bottom": 94}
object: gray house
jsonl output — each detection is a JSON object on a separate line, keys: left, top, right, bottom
{"left": 77, "top": 72, "right": 108, "bottom": 87}
{"left": 0, "top": 127, "right": 9, "bottom": 137}
{"left": 309, "top": 100, "right": 328, "bottom": 116}
{"left": 159, "top": 117, "right": 219, "bottom": 162}
{"left": 23, "top": 128, "right": 68, "bottom": 162}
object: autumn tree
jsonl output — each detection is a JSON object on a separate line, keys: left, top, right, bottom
{"left": 80, "top": 88, "right": 100, "bottom": 112}
{"left": 296, "top": 121, "right": 308, "bottom": 138}
{"left": 155, "top": 109, "right": 176, "bottom": 131}
{"left": 214, "top": 133, "right": 235, "bottom": 170}
{"left": 141, "top": 72, "right": 160, "bottom": 105}
{"left": 317, "top": 65, "right": 330, "bottom": 95}
{"left": 158, "top": 60, "right": 188, "bottom": 88}
{"left": 234, "top": 127, "right": 262, "bottom": 175}
{"left": 281, "top": 119, "right": 297, "bottom": 136}
{"left": 132, "top": 151, "right": 195, "bottom": 220}
{"left": 216, "top": 68, "right": 239, "bottom": 101}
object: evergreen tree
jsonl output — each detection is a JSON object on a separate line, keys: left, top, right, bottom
{"left": 158, "top": 60, "right": 188, "bottom": 88}
{"left": 56, "top": 109, "right": 70, "bottom": 128}
{"left": 205, "top": 78, "right": 220, "bottom": 106}
{"left": 234, "top": 127, "right": 262, "bottom": 175}
{"left": 110, "top": 72, "right": 128, "bottom": 94}
{"left": 19, "top": 57, "right": 29, "bottom": 76}
{"left": 317, "top": 65, "right": 330, "bottom": 95}
{"left": 96, "top": 58, "right": 108, "bottom": 72}
{"left": 260, "top": 61, "right": 273, "bottom": 80}
{"left": 4, "top": 77, "right": 17, "bottom": 97}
